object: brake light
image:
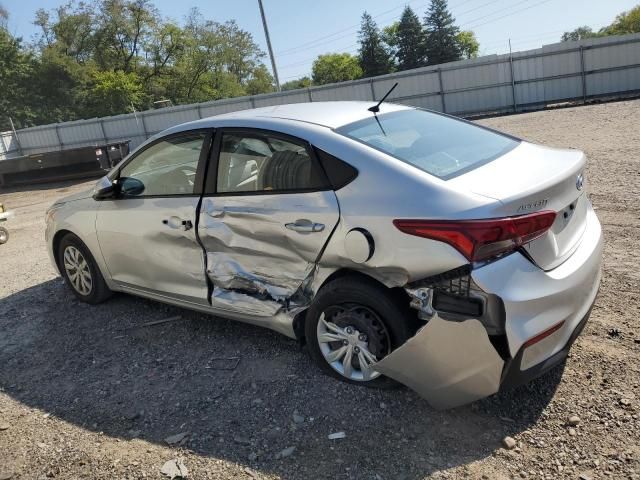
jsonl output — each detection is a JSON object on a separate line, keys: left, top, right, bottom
{"left": 393, "top": 210, "right": 556, "bottom": 262}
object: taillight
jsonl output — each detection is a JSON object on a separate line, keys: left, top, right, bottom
{"left": 393, "top": 210, "right": 556, "bottom": 262}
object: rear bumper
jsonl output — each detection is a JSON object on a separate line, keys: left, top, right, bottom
{"left": 500, "top": 300, "right": 594, "bottom": 390}
{"left": 472, "top": 201, "right": 602, "bottom": 367}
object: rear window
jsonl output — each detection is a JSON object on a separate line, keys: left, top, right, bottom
{"left": 336, "top": 109, "right": 519, "bottom": 179}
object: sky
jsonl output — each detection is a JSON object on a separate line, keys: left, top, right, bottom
{"left": 2, "top": 0, "right": 638, "bottom": 83}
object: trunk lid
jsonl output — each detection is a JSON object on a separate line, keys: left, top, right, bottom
{"left": 448, "top": 142, "right": 587, "bottom": 270}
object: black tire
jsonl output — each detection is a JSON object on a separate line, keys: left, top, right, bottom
{"left": 305, "top": 275, "right": 413, "bottom": 389}
{"left": 0, "top": 226, "right": 8, "bottom": 244}
{"left": 57, "top": 233, "right": 112, "bottom": 304}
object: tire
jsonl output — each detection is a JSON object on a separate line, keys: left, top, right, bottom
{"left": 57, "top": 233, "right": 112, "bottom": 304}
{"left": 305, "top": 275, "right": 413, "bottom": 389}
{"left": 0, "top": 226, "right": 8, "bottom": 244}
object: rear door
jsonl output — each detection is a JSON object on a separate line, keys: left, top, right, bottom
{"left": 198, "top": 128, "right": 339, "bottom": 317}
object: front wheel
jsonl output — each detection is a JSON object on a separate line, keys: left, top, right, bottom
{"left": 58, "top": 233, "right": 112, "bottom": 304}
{"left": 0, "top": 226, "right": 8, "bottom": 244}
{"left": 305, "top": 276, "right": 413, "bottom": 388}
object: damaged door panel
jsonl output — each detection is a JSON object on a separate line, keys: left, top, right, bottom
{"left": 373, "top": 315, "right": 504, "bottom": 409}
{"left": 198, "top": 192, "right": 339, "bottom": 317}
{"left": 198, "top": 128, "right": 340, "bottom": 318}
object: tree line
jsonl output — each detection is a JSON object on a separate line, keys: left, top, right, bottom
{"left": 0, "top": 0, "right": 274, "bottom": 131}
{"left": 561, "top": 5, "right": 640, "bottom": 42}
{"left": 1, "top": 0, "right": 638, "bottom": 132}
{"left": 284, "top": 0, "right": 479, "bottom": 90}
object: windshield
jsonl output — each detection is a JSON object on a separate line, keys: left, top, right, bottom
{"left": 336, "top": 109, "right": 519, "bottom": 179}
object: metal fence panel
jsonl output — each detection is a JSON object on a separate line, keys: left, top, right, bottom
{"left": 1, "top": 33, "right": 639, "bottom": 161}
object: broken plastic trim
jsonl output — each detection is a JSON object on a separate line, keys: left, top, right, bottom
{"left": 373, "top": 314, "right": 504, "bottom": 409}
{"left": 405, "top": 267, "right": 506, "bottom": 336}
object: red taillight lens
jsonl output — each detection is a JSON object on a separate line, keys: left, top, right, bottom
{"left": 393, "top": 211, "right": 556, "bottom": 262}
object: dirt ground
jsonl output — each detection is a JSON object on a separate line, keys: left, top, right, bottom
{"left": 0, "top": 99, "right": 639, "bottom": 480}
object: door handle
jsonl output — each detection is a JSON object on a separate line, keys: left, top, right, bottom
{"left": 285, "top": 220, "right": 325, "bottom": 233}
{"left": 163, "top": 216, "right": 193, "bottom": 231}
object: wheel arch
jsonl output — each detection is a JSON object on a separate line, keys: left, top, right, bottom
{"left": 294, "top": 267, "right": 415, "bottom": 344}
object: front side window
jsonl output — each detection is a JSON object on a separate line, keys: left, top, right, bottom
{"left": 216, "top": 132, "right": 327, "bottom": 193}
{"left": 119, "top": 132, "right": 206, "bottom": 196}
{"left": 336, "top": 109, "right": 519, "bottom": 179}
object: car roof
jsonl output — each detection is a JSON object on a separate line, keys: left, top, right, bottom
{"left": 167, "top": 101, "right": 413, "bottom": 134}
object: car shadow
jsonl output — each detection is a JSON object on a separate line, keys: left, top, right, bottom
{"left": 0, "top": 279, "right": 566, "bottom": 479}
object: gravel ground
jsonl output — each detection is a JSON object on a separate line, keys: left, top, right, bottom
{"left": 1, "top": 99, "right": 639, "bottom": 480}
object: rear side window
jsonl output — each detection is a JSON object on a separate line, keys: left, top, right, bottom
{"left": 314, "top": 148, "right": 358, "bottom": 190}
{"left": 336, "top": 109, "right": 519, "bottom": 180}
{"left": 216, "top": 132, "right": 327, "bottom": 193}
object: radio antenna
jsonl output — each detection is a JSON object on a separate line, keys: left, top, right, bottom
{"left": 368, "top": 82, "right": 398, "bottom": 113}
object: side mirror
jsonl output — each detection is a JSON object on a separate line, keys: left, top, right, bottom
{"left": 119, "top": 177, "right": 145, "bottom": 197}
{"left": 93, "top": 176, "right": 117, "bottom": 200}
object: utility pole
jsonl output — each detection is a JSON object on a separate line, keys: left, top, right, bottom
{"left": 257, "top": 0, "right": 281, "bottom": 92}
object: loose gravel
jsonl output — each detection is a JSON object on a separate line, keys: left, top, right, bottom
{"left": 1, "top": 99, "right": 639, "bottom": 479}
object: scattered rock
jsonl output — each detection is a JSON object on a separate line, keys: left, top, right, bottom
{"left": 164, "top": 432, "right": 189, "bottom": 445}
{"left": 568, "top": 415, "right": 581, "bottom": 426}
{"left": 502, "top": 436, "right": 517, "bottom": 450}
{"left": 620, "top": 398, "right": 632, "bottom": 406}
{"left": 160, "top": 459, "right": 188, "bottom": 479}
{"left": 292, "top": 413, "right": 304, "bottom": 424}
{"left": 247, "top": 452, "right": 258, "bottom": 462}
{"left": 328, "top": 431, "right": 346, "bottom": 440}
{"left": 243, "top": 467, "right": 259, "bottom": 479}
{"left": 275, "top": 446, "right": 296, "bottom": 459}
{"left": 569, "top": 428, "right": 577, "bottom": 436}
{"left": 0, "top": 423, "right": 9, "bottom": 431}
{"left": 0, "top": 472, "right": 13, "bottom": 480}
{"left": 233, "top": 436, "right": 251, "bottom": 445}
{"left": 380, "top": 402, "right": 387, "bottom": 409}
{"left": 578, "top": 474, "right": 592, "bottom": 480}
{"left": 607, "top": 328, "right": 620, "bottom": 338}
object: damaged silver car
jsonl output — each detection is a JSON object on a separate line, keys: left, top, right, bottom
{"left": 45, "top": 101, "right": 602, "bottom": 409}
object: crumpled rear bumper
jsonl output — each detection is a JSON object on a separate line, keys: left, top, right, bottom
{"left": 372, "top": 202, "right": 602, "bottom": 410}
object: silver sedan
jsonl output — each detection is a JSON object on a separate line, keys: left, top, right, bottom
{"left": 45, "top": 101, "right": 602, "bottom": 409}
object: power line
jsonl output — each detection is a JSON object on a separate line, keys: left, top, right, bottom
{"left": 276, "top": 0, "right": 478, "bottom": 57}
{"left": 459, "top": 0, "right": 531, "bottom": 27}
{"left": 279, "top": 0, "right": 559, "bottom": 77}
{"left": 464, "top": 0, "right": 557, "bottom": 29}
{"left": 276, "top": 1, "right": 421, "bottom": 56}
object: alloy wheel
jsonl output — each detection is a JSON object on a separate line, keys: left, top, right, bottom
{"left": 63, "top": 245, "right": 93, "bottom": 296}
{"left": 316, "top": 304, "right": 391, "bottom": 381}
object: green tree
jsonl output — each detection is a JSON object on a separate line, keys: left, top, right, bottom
{"left": 395, "top": 6, "right": 427, "bottom": 70}
{"left": 312, "top": 53, "right": 362, "bottom": 85}
{"left": 0, "top": 2, "right": 8, "bottom": 30}
{"left": 245, "top": 64, "right": 274, "bottom": 95}
{"left": 93, "top": 0, "right": 159, "bottom": 72}
{"left": 605, "top": 5, "right": 640, "bottom": 35}
{"left": 83, "top": 70, "right": 145, "bottom": 116}
{"left": 456, "top": 30, "right": 479, "bottom": 59}
{"left": 424, "top": 0, "right": 461, "bottom": 65}
{"left": 281, "top": 76, "right": 312, "bottom": 91}
{"left": 0, "top": 29, "right": 36, "bottom": 130}
{"left": 381, "top": 21, "right": 399, "bottom": 56}
{"left": 358, "top": 11, "right": 394, "bottom": 77}
{"left": 561, "top": 26, "right": 601, "bottom": 42}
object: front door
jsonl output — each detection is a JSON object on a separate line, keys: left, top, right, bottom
{"left": 198, "top": 129, "right": 339, "bottom": 317}
{"left": 95, "top": 130, "right": 212, "bottom": 305}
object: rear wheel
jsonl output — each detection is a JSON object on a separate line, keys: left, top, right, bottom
{"left": 305, "top": 276, "right": 412, "bottom": 388}
{"left": 58, "top": 233, "right": 112, "bottom": 304}
{"left": 0, "top": 226, "right": 8, "bottom": 244}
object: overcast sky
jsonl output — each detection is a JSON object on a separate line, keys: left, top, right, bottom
{"left": 3, "top": 0, "right": 637, "bottom": 81}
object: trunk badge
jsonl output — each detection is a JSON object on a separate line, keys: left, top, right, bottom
{"left": 576, "top": 173, "right": 584, "bottom": 191}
